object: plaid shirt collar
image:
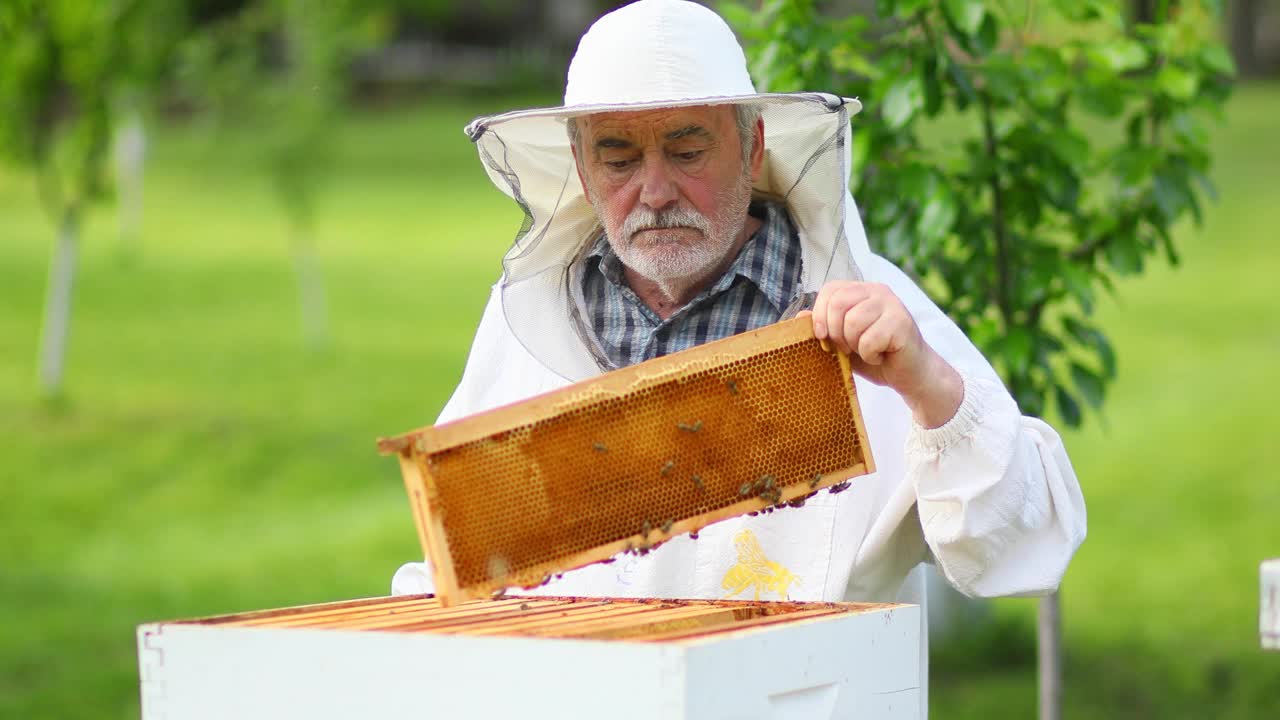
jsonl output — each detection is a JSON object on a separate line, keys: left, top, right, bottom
{"left": 585, "top": 200, "right": 798, "bottom": 319}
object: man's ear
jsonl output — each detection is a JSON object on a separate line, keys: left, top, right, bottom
{"left": 749, "top": 115, "right": 765, "bottom": 182}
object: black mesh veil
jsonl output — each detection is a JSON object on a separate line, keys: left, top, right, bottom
{"left": 465, "top": 93, "right": 870, "bottom": 382}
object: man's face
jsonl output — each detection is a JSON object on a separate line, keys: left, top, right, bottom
{"left": 572, "top": 105, "right": 763, "bottom": 284}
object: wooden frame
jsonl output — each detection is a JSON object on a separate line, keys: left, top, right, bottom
{"left": 379, "top": 317, "right": 875, "bottom": 606}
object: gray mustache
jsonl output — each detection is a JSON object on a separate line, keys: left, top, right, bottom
{"left": 622, "top": 207, "right": 711, "bottom": 239}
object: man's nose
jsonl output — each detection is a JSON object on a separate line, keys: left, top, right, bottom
{"left": 637, "top": 155, "right": 678, "bottom": 210}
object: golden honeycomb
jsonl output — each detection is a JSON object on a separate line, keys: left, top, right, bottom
{"left": 379, "top": 317, "right": 874, "bottom": 605}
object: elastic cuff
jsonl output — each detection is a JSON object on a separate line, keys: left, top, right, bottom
{"left": 912, "top": 369, "right": 982, "bottom": 454}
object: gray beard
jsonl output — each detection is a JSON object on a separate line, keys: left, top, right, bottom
{"left": 594, "top": 175, "right": 753, "bottom": 296}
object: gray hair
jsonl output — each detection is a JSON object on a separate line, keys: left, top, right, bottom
{"left": 567, "top": 103, "right": 762, "bottom": 165}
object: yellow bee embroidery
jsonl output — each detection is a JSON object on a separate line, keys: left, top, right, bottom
{"left": 721, "top": 529, "right": 800, "bottom": 600}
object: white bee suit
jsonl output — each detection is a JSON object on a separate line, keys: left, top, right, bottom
{"left": 392, "top": 1, "right": 1086, "bottom": 715}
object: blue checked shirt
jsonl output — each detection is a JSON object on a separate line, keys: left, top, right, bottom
{"left": 576, "top": 200, "right": 804, "bottom": 370}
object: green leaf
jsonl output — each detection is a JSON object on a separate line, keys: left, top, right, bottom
{"left": 1199, "top": 44, "right": 1236, "bottom": 76}
{"left": 917, "top": 182, "right": 958, "bottom": 246}
{"left": 1055, "top": 384, "right": 1082, "bottom": 427}
{"left": 944, "top": 0, "right": 985, "bottom": 36}
{"left": 947, "top": 60, "right": 976, "bottom": 109}
{"left": 923, "top": 55, "right": 943, "bottom": 115}
{"left": 1156, "top": 65, "right": 1199, "bottom": 101}
{"left": 881, "top": 216, "right": 914, "bottom": 259}
{"left": 1095, "top": 333, "right": 1117, "bottom": 379}
{"left": 1045, "top": 130, "right": 1089, "bottom": 169}
{"left": 974, "top": 13, "right": 999, "bottom": 56}
{"left": 1070, "top": 362, "right": 1105, "bottom": 409}
{"left": 1105, "top": 237, "right": 1144, "bottom": 275}
{"left": 1152, "top": 171, "right": 1190, "bottom": 223}
{"left": 716, "top": 2, "right": 756, "bottom": 32}
{"left": 1002, "top": 327, "right": 1034, "bottom": 376}
{"left": 1092, "top": 39, "right": 1150, "bottom": 73}
{"left": 882, "top": 75, "right": 924, "bottom": 130}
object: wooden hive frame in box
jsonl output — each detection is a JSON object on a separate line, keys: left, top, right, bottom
{"left": 378, "top": 317, "right": 875, "bottom": 606}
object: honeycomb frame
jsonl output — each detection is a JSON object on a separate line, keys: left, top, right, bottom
{"left": 194, "top": 594, "right": 902, "bottom": 643}
{"left": 378, "top": 317, "right": 875, "bottom": 606}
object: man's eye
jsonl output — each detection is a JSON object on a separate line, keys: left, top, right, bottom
{"left": 673, "top": 151, "right": 703, "bottom": 162}
{"left": 604, "top": 159, "right": 633, "bottom": 169}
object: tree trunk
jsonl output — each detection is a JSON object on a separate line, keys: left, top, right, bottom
{"left": 1038, "top": 591, "right": 1063, "bottom": 720}
{"left": 292, "top": 232, "right": 328, "bottom": 351}
{"left": 1230, "top": 0, "right": 1261, "bottom": 78}
{"left": 115, "top": 111, "right": 147, "bottom": 260}
{"left": 1131, "top": 0, "right": 1157, "bottom": 23}
{"left": 38, "top": 208, "right": 80, "bottom": 396}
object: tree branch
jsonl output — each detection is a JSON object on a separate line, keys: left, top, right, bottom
{"left": 980, "top": 91, "right": 1014, "bottom": 325}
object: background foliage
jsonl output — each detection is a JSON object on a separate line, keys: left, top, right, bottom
{"left": 725, "top": 0, "right": 1235, "bottom": 424}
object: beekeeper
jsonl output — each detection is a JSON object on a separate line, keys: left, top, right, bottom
{"left": 392, "top": 0, "right": 1086, "bottom": 690}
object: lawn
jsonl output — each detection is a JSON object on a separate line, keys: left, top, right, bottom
{"left": 1, "top": 86, "right": 1277, "bottom": 718}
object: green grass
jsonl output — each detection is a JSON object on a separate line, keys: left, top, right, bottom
{"left": 1, "top": 86, "right": 1278, "bottom": 718}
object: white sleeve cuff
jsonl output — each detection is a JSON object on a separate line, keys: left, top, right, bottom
{"left": 910, "top": 369, "right": 985, "bottom": 455}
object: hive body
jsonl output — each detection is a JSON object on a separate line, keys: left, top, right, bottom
{"left": 379, "top": 318, "right": 876, "bottom": 605}
{"left": 137, "top": 595, "right": 921, "bottom": 719}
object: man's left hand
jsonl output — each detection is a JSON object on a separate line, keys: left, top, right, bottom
{"left": 805, "top": 281, "right": 963, "bottom": 429}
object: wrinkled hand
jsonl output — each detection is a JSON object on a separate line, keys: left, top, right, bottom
{"left": 803, "top": 281, "right": 963, "bottom": 429}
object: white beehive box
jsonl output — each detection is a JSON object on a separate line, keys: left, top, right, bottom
{"left": 137, "top": 594, "right": 920, "bottom": 719}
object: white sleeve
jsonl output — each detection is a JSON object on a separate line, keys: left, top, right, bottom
{"left": 391, "top": 562, "right": 436, "bottom": 596}
{"left": 872, "top": 256, "right": 1088, "bottom": 598}
{"left": 390, "top": 286, "right": 505, "bottom": 595}
{"left": 436, "top": 283, "right": 507, "bottom": 424}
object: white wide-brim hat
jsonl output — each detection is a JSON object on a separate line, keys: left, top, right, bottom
{"left": 462, "top": 0, "right": 873, "bottom": 381}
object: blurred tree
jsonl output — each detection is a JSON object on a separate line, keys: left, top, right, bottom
{"left": 723, "top": 1, "right": 1233, "bottom": 718}
{"left": 0, "top": 0, "right": 186, "bottom": 397}
{"left": 1228, "top": 0, "right": 1263, "bottom": 76}
{"left": 180, "top": 0, "right": 388, "bottom": 350}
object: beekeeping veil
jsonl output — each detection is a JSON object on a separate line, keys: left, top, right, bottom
{"left": 464, "top": 0, "right": 873, "bottom": 382}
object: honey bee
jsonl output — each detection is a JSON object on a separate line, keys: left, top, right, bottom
{"left": 593, "top": 442, "right": 608, "bottom": 453}
{"left": 661, "top": 460, "right": 675, "bottom": 476}
{"left": 739, "top": 482, "right": 753, "bottom": 496}
{"left": 661, "top": 518, "right": 674, "bottom": 534}
{"left": 677, "top": 420, "right": 703, "bottom": 433}
{"left": 691, "top": 474, "right": 705, "bottom": 491}
{"left": 641, "top": 519, "right": 652, "bottom": 537}
{"left": 726, "top": 379, "right": 739, "bottom": 395}
{"left": 809, "top": 472, "right": 823, "bottom": 489}
{"left": 520, "top": 603, "right": 531, "bottom": 611}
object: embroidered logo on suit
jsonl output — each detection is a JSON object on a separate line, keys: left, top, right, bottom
{"left": 721, "top": 529, "right": 800, "bottom": 600}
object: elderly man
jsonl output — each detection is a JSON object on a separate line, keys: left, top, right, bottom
{"left": 394, "top": 0, "right": 1086, "bottom": 704}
